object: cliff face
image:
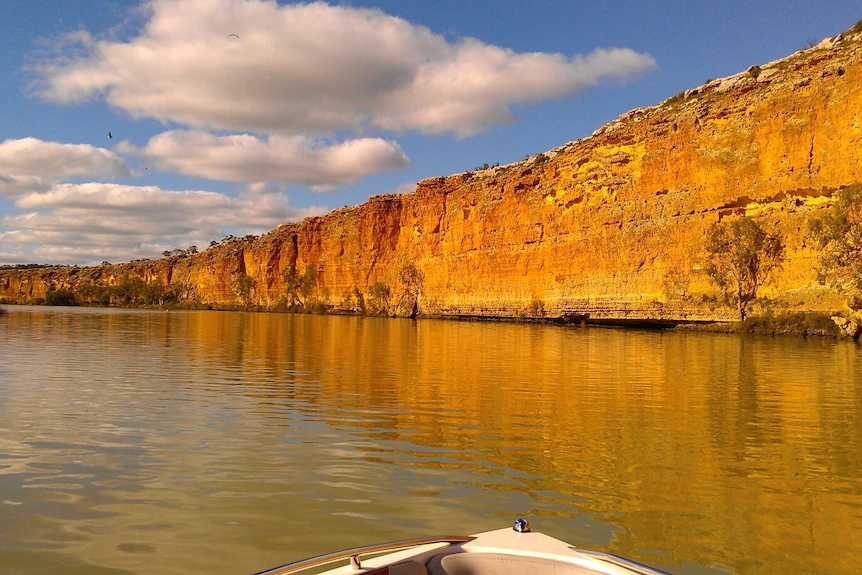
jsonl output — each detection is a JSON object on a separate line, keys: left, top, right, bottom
{"left": 3, "top": 29, "right": 862, "bottom": 321}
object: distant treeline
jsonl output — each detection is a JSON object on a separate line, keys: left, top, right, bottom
{"left": 0, "top": 264, "right": 67, "bottom": 270}
{"left": 34, "top": 276, "right": 193, "bottom": 308}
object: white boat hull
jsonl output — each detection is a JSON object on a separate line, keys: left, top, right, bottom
{"left": 254, "top": 522, "right": 669, "bottom": 575}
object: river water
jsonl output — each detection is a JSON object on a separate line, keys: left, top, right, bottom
{"left": 0, "top": 306, "right": 860, "bottom": 574}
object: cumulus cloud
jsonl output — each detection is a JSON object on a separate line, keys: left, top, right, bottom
{"left": 387, "top": 182, "right": 417, "bottom": 195}
{"left": 0, "top": 136, "right": 330, "bottom": 265}
{"left": 1, "top": 182, "right": 325, "bottom": 265}
{"left": 35, "top": 0, "right": 656, "bottom": 137}
{"left": 0, "top": 174, "right": 54, "bottom": 196}
{"left": 0, "top": 138, "right": 130, "bottom": 197}
{"left": 129, "top": 130, "right": 409, "bottom": 190}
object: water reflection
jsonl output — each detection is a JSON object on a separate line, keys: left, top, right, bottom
{"left": 1, "top": 306, "right": 861, "bottom": 574}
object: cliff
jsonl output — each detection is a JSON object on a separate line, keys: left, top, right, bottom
{"left": 3, "top": 25, "right": 862, "bottom": 322}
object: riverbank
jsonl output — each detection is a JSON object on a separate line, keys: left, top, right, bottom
{"left": 674, "top": 312, "right": 845, "bottom": 338}
{"left": 2, "top": 300, "right": 853, "bottom": 339}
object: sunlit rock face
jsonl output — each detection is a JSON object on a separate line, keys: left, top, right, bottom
{"left": 3, "top": 29, "right": 862, "bottom": 321}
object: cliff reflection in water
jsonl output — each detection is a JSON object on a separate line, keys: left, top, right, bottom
{"left": 1, "top": 307, "right": 861, "bottom": 574}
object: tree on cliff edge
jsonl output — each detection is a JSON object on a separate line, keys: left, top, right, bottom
{"left": 704, "top": 216, "right": 784, "bottom": 321}
{"left": 808, "top": 184, "right": 862, "bottom": 307}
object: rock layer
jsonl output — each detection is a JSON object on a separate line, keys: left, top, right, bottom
{"left": 3, "top": 28, "right": 862, "bottom": 321}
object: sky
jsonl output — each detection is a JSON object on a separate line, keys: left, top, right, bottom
{"left": 0, "top": 0, "right": 859, "bottom": 266}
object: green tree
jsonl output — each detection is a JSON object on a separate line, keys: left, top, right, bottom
{"left": 353, "top": 286, "right": 366, "bottom": 314}
{"left": 367, "top": 282, "right": 391, "bottom": 316}
{"left": 300, "top": 264, "right": 317, "bottom": 302}
{"left": 281, "top": 264, "right": 302, "bottom": 307}
{"left": 399, "top": 262, "right": 424, "bottom": 296}
{"left": 280, "top": 263, "right": 319, "bottom": 309}
{"left": 808, "top": 185, "right": 862, "bottom": 303}
{"left": 45, "top": 289, "right": 76, "bottom": 306}
{"left": 397, "top": 262, "right": 424, "bottom": 317}
{"left": 166, "top": 281, "right": 192, "bottom": 304}
{"left": 704, "top": 216, "right": 784, "bottom": 321}
{"left": 233, "top": 273, "right": 256, "bottom": 306}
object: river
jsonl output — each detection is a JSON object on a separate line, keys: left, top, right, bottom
{"left": 0, "top": 306, "right": 860, "bottom": 574}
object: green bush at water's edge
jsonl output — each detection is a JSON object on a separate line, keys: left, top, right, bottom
{"left": 739, "top": 312, "right": 841, "bottom": 337}
{"left": 45, "top": 289, "right": 77, "bottom": 306}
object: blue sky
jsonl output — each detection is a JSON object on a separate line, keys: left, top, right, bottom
{"left": 0, "top": 0, "right": 859, "bottom": 265}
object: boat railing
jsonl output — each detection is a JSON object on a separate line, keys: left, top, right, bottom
{"left": 253, "top": 536, "right": 476, "bottom": 575}
{"left": 571, "top": 549, "right": 671, "bottom": 575}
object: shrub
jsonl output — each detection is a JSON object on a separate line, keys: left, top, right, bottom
{"left": 367, "top": 282, "right": 391, "bottom": 316}
{"left": 45, "top": 289, "right": 77, "bottom": 306}
{"left": 808, "top": 184, "right": 862, "bottom": 297}
{"left": 527, "top": 298, "right": 545, "bottom": 317}
{"left": 739, "top": 312, "right": 840, "bottom": 337}
{"left": 281, "top": 265, "right": 302, "bottom": 306}
{"left": 353, "top": 287, "right": 366, "bottom": 315}
{"left": 307, "top": 300, "right": 328, "bottom": 315}
{"left": 233, "top": 273, "right": 256, "bottom": 306}
{"left": 301, "top": 264, "right": 317, "bottom": 302}
{"left": 662, "top": 268, "right": 690, "bottom": 301}
{"left": 399, "top": 262, "right": 424, "bottom": 295}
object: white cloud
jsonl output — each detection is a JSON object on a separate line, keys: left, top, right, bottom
{"left": 36, "top": 0, "right": 656, "bottom": 137}
{"left": 130, "top": 130, "right": 409, "bottom": 189}
{"left": 0, "top": 138, "right": 130, "bottom": 198}
{"left": 386, "top": 182, "right": 416, "bottom": 195}
{"left": 1, "top": 182, "right": 325, "bottom": 265}
{"left": 0, "top": 174, "right": 54, "bottom": 196}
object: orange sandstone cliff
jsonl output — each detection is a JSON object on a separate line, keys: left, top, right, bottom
{"left": 3, "top": 27, "right": 862, "bottom": 322}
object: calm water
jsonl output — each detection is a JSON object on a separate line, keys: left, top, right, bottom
{"left": 1, "top": 306, "right": 861, "bottom": 574}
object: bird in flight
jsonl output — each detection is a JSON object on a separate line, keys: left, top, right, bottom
{"left": 107, "top": 132, "right": 112, "bottom": 139}
{"left": 228, "top": 33, "right": 239, "bottom": 38}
